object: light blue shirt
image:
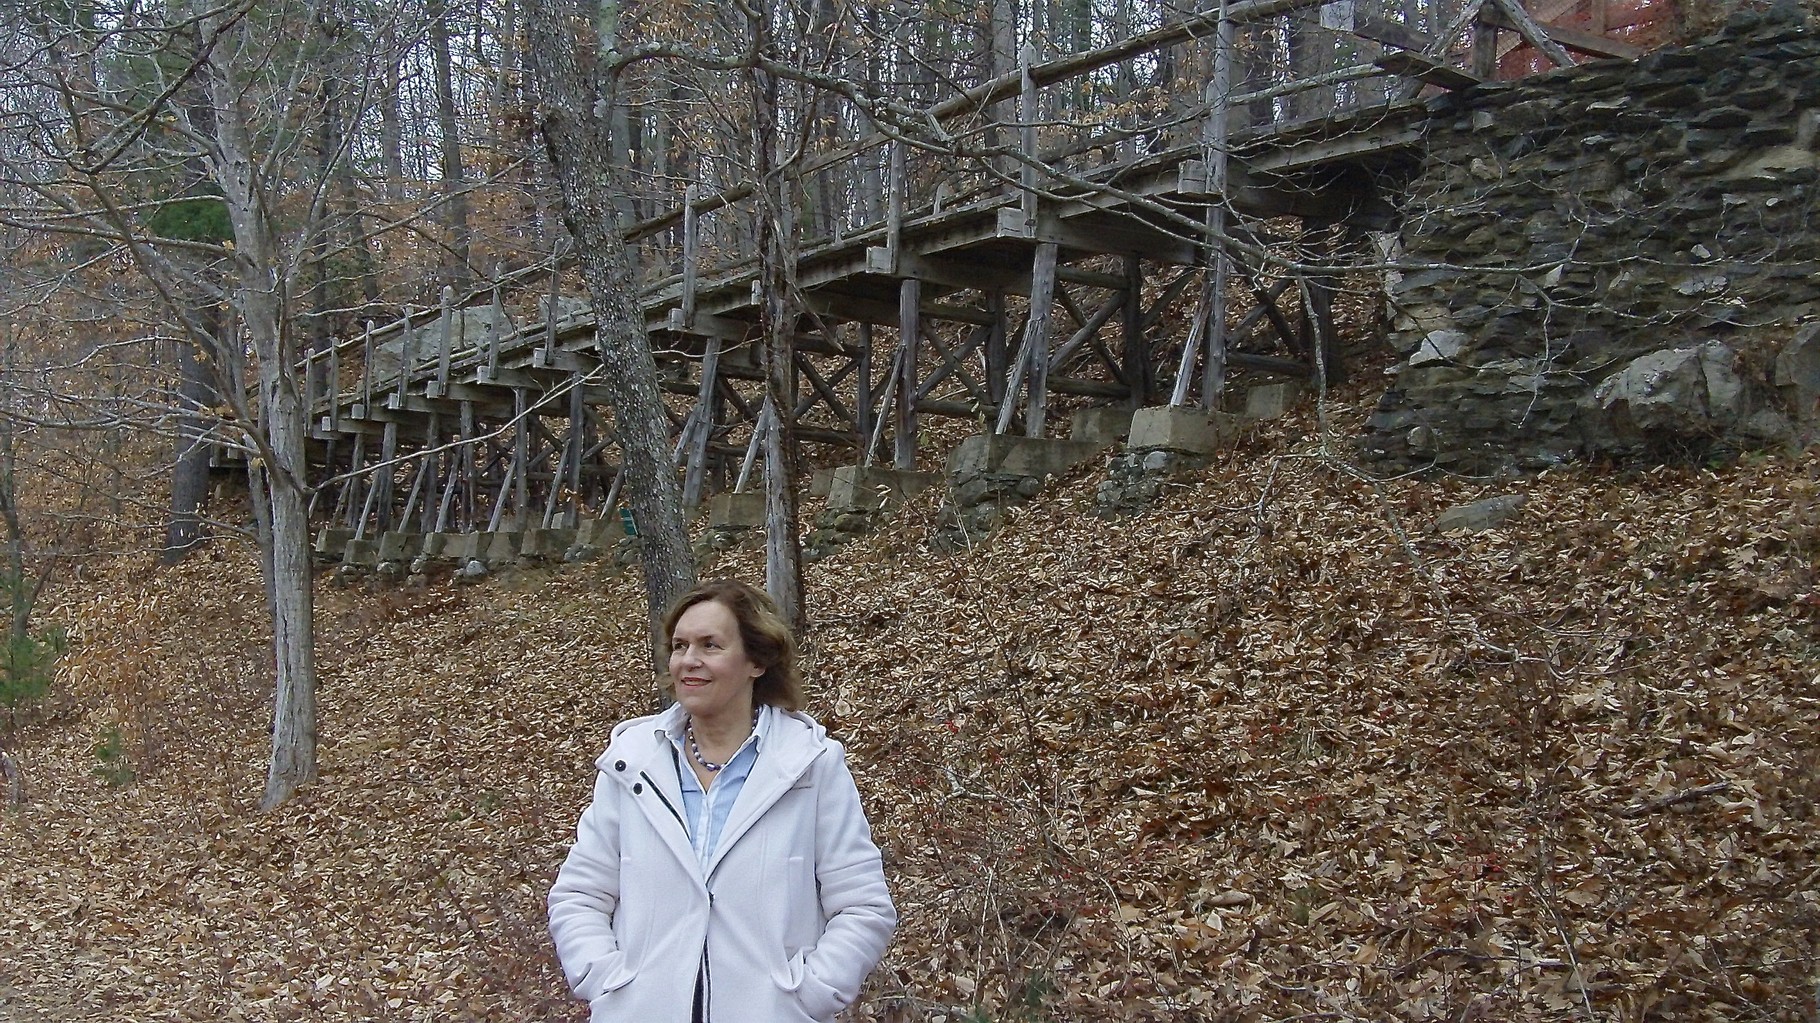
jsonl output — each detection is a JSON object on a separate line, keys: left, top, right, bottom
{"left": 666, "top": 704, "right": 771, "bottom": 868}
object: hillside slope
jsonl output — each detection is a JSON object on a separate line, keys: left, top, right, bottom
{"left": 2, "top": 387, "right": 1815, "bottom": 1022}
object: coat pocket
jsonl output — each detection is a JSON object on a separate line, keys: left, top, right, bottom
{"left": 782, "top": 854, "right": 820, "bottom": 951}
{"left": 577, "top": 949, "right": 637, "bottom": 1001}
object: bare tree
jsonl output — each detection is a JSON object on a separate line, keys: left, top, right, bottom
{"left": 522, "top": 0, "right": 698, "bottom": 669}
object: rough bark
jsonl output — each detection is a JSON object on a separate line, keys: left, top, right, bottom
{"left": 163, "top": 313, "right": 220, "bottom": 563}
{"left": 429, "top": 0, "right": 471, "bottom": 292}
{"left": 202, "top": 22, "right": 319, "bottom": 811}
{"left": 522, "top": 0, "right": 695, "bottom": 672}
{"left": 752, "top": 10, "right": 806, "bottom": 633}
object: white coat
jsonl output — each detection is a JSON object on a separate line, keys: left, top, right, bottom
{"left": 549, "top": 704, "right": 896, "bottom": 1022}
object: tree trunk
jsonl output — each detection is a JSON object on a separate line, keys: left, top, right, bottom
{"left": 752, "top": 9, "right": 806, "bottom": 632}
{"left": 203, "top": 25, "right": 319, "bottom": 810}
{"left": 523, "top": 0, "right": 695, "bottom": 672}
{"left": 163, "top": 310, "right": 220, "bottom": 563}
{"left": 380, "top": 20, "right": 405, "bottom": 201}
{"left": 429, "top": 0, "right": 471, "bottom": 292}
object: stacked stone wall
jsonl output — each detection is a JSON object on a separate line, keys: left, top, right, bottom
{"left": 1364, "top": 8, "right": 1820, "bottom": 472}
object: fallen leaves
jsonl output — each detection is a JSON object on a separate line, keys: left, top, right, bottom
{"left": 4, "top": 379, "right": 1818, "bottom": 1021}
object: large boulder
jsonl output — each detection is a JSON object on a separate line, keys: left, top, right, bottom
{"left": 1583, "top": 342, "right": 1790, "bottom": 456}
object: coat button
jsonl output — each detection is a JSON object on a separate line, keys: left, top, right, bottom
{"left": 614, "top": 760, "right": 627, "bottom": 772}
{"left": 633, "top": 782, "right": 643, "bottom": 794}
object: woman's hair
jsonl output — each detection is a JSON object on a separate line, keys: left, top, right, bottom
{"left": 663, "top": 579, "right": 804, "bottom": 711}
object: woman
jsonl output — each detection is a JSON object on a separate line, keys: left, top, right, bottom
{"left": 549, "top": 579, "right": 897, "bottom": 1022}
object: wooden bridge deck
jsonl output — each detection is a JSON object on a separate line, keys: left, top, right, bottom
{"left": 280, "top": 0, "right": 1653, "bottom": 552}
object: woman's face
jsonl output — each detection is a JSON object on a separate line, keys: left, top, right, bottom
{"left": 669, "top": 599, "right": 765, "bottom": 723}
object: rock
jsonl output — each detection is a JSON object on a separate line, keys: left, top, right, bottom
{"left": 1434, "top": 494, "right": 1529, "bottom": 532}
{"left": 457, "top": 559, "right": 489, "bottom": 581}
{"left": 1592, "top": 343, "right": 1750, "bottom": 435}
{"left": 1775, "top": 324, "right": 1820, "bottom": 421}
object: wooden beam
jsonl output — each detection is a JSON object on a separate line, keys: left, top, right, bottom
{"left": 1480, "top": 5, "right": 1642, "bottom": 58}
{"left": 1374, "top": 50, "right": 1482, "bottom": 91}
{"left": 1484, "top": 0, "right": 1577, "bottom": 68}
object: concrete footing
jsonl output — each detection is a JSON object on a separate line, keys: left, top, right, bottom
{"left": 315, "top": 527, "right": 354, "bottom": 556}
{"left": 1070, "top": 406, "right": 1133, "bottom": 445}
{"left": 708, "top": 491, "right": 768, "bottom": 529}
{"left": 827, "top": 465, "right": 939, "bottom": 512}
{"left": 441, "top": 533, "right": 487, "bottom": 564}
{"left": 521, "top": 527, "right": 577, "bottom": 559}
{"left": 1241, "top": 381, "right": 1304, "bottom": 420}
{"left": 376, "top": 531, "right": 420, "bottom": 563}
{"left": 483, "top": 531, "right": 524, "bottom": 566}
{"left": 1127, "top": 406, "right": 1242, "bottom": 455}
{"left": 341, "top": 538, "right": 379, "bottom": 567}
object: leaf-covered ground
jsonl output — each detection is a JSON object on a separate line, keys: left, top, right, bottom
{"left": 2, "top": 387, "right": 1815, "bottom": 1022}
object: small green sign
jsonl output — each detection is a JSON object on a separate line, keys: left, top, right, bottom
{"left": 618, "top": 508, "right": 638, "bottom": 537}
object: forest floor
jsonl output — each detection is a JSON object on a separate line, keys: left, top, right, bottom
{"left": 1, "top": 379, "right": 1816, "bottom": 1022}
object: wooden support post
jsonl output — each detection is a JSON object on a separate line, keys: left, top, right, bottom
{"left": 360, "top": 320, "right": 375, "bottom": 410}
{"left": 395, "top": 309, "right": 416, "bottom": 402}
{"left": 894, "top": 278, "right": 920, "bottom": 470}
{"left": 343, "top": 434, "right": 366, "bottom": 529}
{"left": 1169, "top": 281, "right": 1208, "bottom": 409}
{"left": 420, "top": 448, "right": 445, "bottom": 534}
{"left": 736, "top": 396, "right": 771, "bottom": 493}
{"left": 1123, "top": 256, "right": 1149, "bottom": 407}
{"left": 459, "top": 401, "right": 476, "bottom": 531}
{"left": 512, "top": 388, "right": 530, "bottom": 527}
{"left": 864, "top": 348, "right": 899, "bottom": 467}
{"left": 302, "top": 346, "right": 316, "bottom": 428}
{"left": 886, "top": 143, "right": 905, "bottom": 273}
{"left": 985, "top": 291, "right": 1009, "bottom": 408}
{"left": 1200, "top": 22, "right": 1234, "bottom": 410}
{"left": 1023, "top": 241, "right": 1058, "bottom": 438}
{"left": 855, "top": 322, "right": 874, "bottom": 450}
{"left": 402, "top": 413, "right": 439, "bottom": 529}
{"left": 601, "top": 467, "right": 624, "bottom": 520}
{"left": 486, "top": 457, "right": 517, "bottom": 533}
{"left": 1301, "top": 239, "right": 1343, "bottom": 385}
{"left": 682, "top": 184, "right": 700, "bottom": 326}
{"left": 436, "top": 286, "right": 454, "bottom": 388}
{"left": 1472, "top": 10, "right": 1499, "bottom": 78}
{"left": 544, "top": 240, "right": 561, "bottom": 359}
{"left": 356, "top": 419, "right": 397, "bottom": 540}
{"left": 1020, "top": 44, "right": 1039, "bottom": 228}
{"left": 683, "top": 336, "right": 721, "bottom": 509}
{"left": 327, "top": 340, "right": 341, "bottom": 432}
{"left": 567, "top": 375, "right": 585, "bottom": 517}
{"left": 541, "top": 443, "right": 569, "bottom": 529}
{"left": 487, "top": 282, "right": 504, "bottom": 375}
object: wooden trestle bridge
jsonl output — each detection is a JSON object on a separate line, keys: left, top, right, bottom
{"left": 289, "top": 0, "right": 1654, "bottom": 561}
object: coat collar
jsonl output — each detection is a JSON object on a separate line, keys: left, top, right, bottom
{"left": 598, "top": 704, "right": 829, "bottom": 881}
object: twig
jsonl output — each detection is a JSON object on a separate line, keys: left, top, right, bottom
{"left": 1617, "top": 781, "right": 1733, "bottom": 818}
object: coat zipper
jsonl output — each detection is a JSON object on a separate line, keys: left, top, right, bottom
{"left": 639, "top": 769, "right": 686, "bottom": 832}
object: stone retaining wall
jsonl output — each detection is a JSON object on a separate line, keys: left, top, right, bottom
{"left": 1363, "top": 8, "right": 1820, "bottom": 472}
